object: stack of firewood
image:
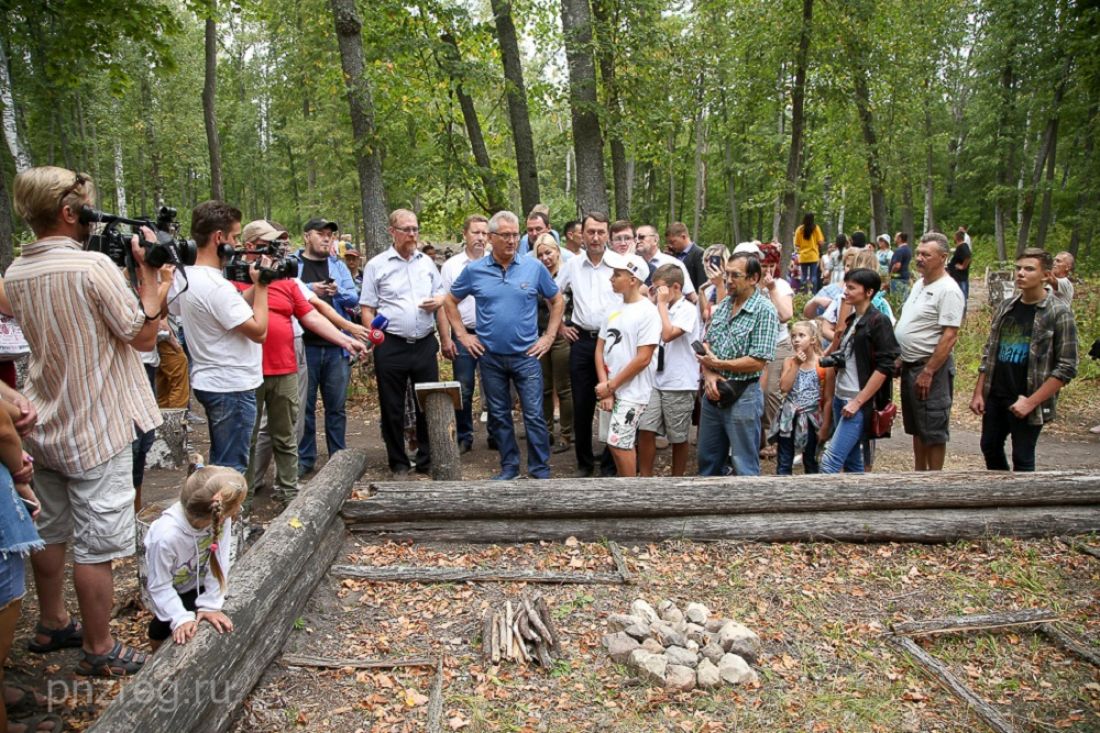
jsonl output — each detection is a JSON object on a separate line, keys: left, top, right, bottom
{"left": 481, "top": 594, "right": 561, "bottom": 667}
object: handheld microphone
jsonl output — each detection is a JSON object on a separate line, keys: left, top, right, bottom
{"left": 367, "top": 329, "right": 385, "bottom": 346}
{"left": 371, "top": 314, "right": 389, "bottom": 331}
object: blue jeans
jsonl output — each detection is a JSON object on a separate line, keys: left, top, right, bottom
{"left": 776, "top": 429, "right": 819, "bottom": 475}
{"left": 479, "top": 352, "right": 550, "bottom": 478}
{"left": 300, "top": 344, "right": 351, "bottom": 470}
{"left": 697, "top": 381, "right": 763, "bottom": 476}
{"left": 452, "top": 340, "right": 478, "bottom": 447}
{"left": 194, "top": 388, "right": 258, "bottom": 474}
{"left": 958, "top": 279, "right": 970, "bottom": 305}
{"left": 820, "top": 396, "right": 865, "bottom": 473}
{"left": 800, "top": 261, "right": 820, "bottom": 293}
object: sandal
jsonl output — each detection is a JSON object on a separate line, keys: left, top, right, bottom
{"left": 8, "top": 712, "right": 64, "bottom": 732}
{"left": 76, "top": 641, "right": 147, "bottom": 677}
{"left": 27, "top": 620, "right": 83, "bottom": 654}
{"left": 4, "top": 683, "right": 48, "bottom": 716}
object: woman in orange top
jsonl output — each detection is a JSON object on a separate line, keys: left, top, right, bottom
{"left": 793, "top": 212, "right": 824, "bottom": 293}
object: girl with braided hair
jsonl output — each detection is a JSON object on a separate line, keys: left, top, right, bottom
{"left": 144, "top": 459, "right": 245, "bottom": 648}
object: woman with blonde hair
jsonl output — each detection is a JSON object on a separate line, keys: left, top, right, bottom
{"left": 535, "top": 235, "right": 573, "bottom": 453}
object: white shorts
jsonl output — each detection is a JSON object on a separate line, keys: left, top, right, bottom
{"left": 598, "top": 399, "right": 647, "bottom": 450}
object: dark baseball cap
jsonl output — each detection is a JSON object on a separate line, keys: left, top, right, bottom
{"left": 304, "top": 218, "right": 339, "bottom": 233}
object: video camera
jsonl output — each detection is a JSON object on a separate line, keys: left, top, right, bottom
{"left": 223, "top": 243, "right": 298, "bottom": 285}
{"left": 79, "top": 205, "right": 197, "bottom": 269}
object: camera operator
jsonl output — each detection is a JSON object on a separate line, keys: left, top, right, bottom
{"left": 168, "top": 201, "right": 268, "bottom": 475}
{"left": 4, "top": 166, "right": 171, "bottom": 677}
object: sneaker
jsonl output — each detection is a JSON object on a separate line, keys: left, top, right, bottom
{"left": 793, "top": 454, "right": 803, "bottom": 467}
{"left": 185, "top": 411, "right": 206, "bottom": 425}
{"left": 1091, "top": 425, "right": 1100, "bottom": 435}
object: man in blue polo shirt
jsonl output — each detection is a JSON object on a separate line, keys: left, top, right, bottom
{"left": 443, "top": 210, "right": 564, "bottom": 480}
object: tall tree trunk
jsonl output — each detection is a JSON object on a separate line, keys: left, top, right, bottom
{"left": 1035, "top": 121, "right": 1058, "bottom": 251}
{"left": 992, "top": 59, "right": 1016, "bottom": 261}
{"left": 203, "top": 11, "right": 224, "bottom": 200}
{"left": 330, "top": 0, "right": 390, "bottom": 254}
{"left": 691, "top": 103, "right": 706, "bottom": 242}
{"left": 560, "top": 0, "right": 609, "bottom": 216}
{"left": 0, "top": 38, "right": 31, "bottom": 171}
{"left": 591, "top": 0, "right": 628, "bottom": 220}
{"left": 1016, "top": 114, "right": 1059, "bottom": 255}
{"left": 779, "top": 0, "right": 813, "bottom": 264}
{"left": 140, "top": 74, "right": 164, "bottom": 208}
{"left": 901, "top": 179, "right": 915, "bottom": 242}
{"left": 724, "top": 139, "right": 741, "bottom": 245}
{"left": 1067, "top": 104, "right": 1096, "bottom": 258}
{"left": 667, "top": 129, "right": 676, "bottom": 226}
{"left": 851, "top": 64, "right": 886, "bottom": 238}
{"left": 490, "top": 0, "right": 540, "bottom": 216}
{"left": 113, "top": 135, "right": 128, "bottom": 218}
{"left": 837, "top": 185, "right": 846, "bottom": 236}
{"left": 0, "top": 168, "right": 14, "bottom": 272}
{"left": 923, "top": 94, "right": 935, "bottom": 234}
{"left": 439, "top": 31, "right": 506, "bottom": 213}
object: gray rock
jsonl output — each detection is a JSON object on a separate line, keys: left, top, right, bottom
{"left": 685, "top": 602, "right": 710, "bottom": 625}
{"left": 665, "top": 664, "right": 697, "bottom": 692}
{"left": 623, "top": 621, "right": 651, "bottom": 641}
{"left": 685, "top": 623, "right": 707, "bottom": 645}
{"left": 717, "top": 653, "right": 758, "bottom": 685}
{"left": 716, "top": 621, "right": 761, "bottom": 664}
{"left": 672, "top": 618, "right": 689, "bottom": 634}
{"left": 704, "top": 618, "right": 727, "bottom": 633}
{"left": 631, "top": 599, "right": 660, "bottom": 625}
{"left": 665, "top": 645, "right": 699, "bottom": 668}
{"left": 657, "top": 599, "right": 677, "bottom": 614}
{"left": 641, "top": 638, "right": 665, "bottom": 655}
{"left": 603, "top": 632, "right": 640, "bottom": 663}
{"left": 628, "top": 649, "right": 668, "bottom": 685}
{"left": 685, "top": 639, "right": 700, "bottom": 653}
{"left": 701, "top": 642, "right": 725, "bottom": 664}
{"left": 651, "top": 622, "right": 688, "bottom": 648}
{"left": 660, "top": 606, "right": 685, "bottom": 625}
{"left": 696, "top": 658, "right": 720, "bottom": 689}
{"left": 607, "top": 613, "right": 641, "bottom": 632}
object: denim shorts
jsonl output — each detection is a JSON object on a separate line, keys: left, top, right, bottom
{"left": 0, "top": 551, "right": 26, "bottom": 608}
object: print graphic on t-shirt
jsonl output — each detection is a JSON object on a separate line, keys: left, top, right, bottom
{"left": 605, "top": 328, "right": 623, "bottom": 352}
{"left": 997, "top": 319, "right": 1030, "bottom": 365}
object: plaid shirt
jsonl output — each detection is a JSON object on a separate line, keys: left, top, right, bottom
{"left": 704, "top": 288, "right": 779, "bottom": 381}
{"left": 979, "top": 290, "right": 1078, "bottom": 426}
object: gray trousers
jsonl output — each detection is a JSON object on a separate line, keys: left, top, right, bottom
{"left": 252, "top": 336, "right": 309, "bottom": 489}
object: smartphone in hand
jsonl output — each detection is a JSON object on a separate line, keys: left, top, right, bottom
{"left": 691, "top": 340, "right": 707, "bottom": 356}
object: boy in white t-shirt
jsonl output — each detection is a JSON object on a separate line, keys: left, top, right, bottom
{"left": 637, "top": 264, "right": 701, "bottom": 476}
{"left": 595, "top": 252, "right": 660, "bottom": 476}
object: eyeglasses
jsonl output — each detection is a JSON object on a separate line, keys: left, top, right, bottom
{"left": 636, "top": 234, "right": 657, "bottom": 240}
{"left": 393, "top": 226, "right": 420, "bottom": 235}
{"left": 611, "top": 235, "right": 636, "bottom": 243}
{"left": 492, "top": 232, "right": 520, "bottom": 241}
{"left": 724, "top": 272, "right": 749, "bottom": 281}
{"left": 58, "top": 173, "right": 88, "bottom": 207}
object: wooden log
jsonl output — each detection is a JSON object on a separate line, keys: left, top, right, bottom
{"left": 348, "top": 506, "right": 1100, "bottom": 544}
{"left": 1039, "top": 623, "right": 1100, "bottom": 668}
{"left": 329, "top": 564, "right": 625, "bottom": 585}
{"left": 281, "top": 654, "right": 435, "bottom": 670}
{"left": 481, "top": 611, "right": 494, "bottom": 662}
{"left": 490, "top": 611, "right": 501, "bottom": 664}
{"left": 146, "top": 408, "right": 190, "bottom": 470}
{"left": 343, "top": 471, "right": 1100, "bottom": 522}
{"left": 534, "top": 639, "right": 553, "bottom": 668}
{"left": 887, "top": 635, "right": 1018, "bottom": 733}
{"left": 535, "top": 596, "right": 561, "bottom": 653}
{"left": 90, "top": 449, "right": 368, "bottom": 733}
{"left": 608, "top": 541, "right": 631, "bottom": 583}
{"left": 1056, "top": 536, "right": 1100, "bottom": 560}
{"left": 892, "top": 609, "right": 1057, "bottom": 637}
{"left": 523, "top": 597, "right": 552, "bottom": 645}
{"left": 416, "top": 382, "right": 461, "bottom": 481}
{"left": 426, "top": 657, "right": 444, "bottom": 733}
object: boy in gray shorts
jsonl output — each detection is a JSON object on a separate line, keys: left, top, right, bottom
{"left": 637, "top": 264, "right": 701, "bottom": 476}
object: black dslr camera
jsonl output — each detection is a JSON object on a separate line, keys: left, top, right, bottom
{"left": 819, "top": 351, "right": 845, "bottom": 369}
{"left": 79, "top": 205, "right": 197, "bottom": 269}
{"left": 223, "top": 244, "right": 298, "bottom": 285}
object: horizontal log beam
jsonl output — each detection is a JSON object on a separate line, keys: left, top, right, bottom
{"left": 343, "top": 471, "right": 1100, "bottom": 522}
{"left": 348, "top": 506, "right": 1100, "bottom": 544}
{"left": 1039, "top": 623, "right": 1100, "bottom": 668}
{"left": 91, "top": 449, "right": 367, "bottom": 733}
{"left": 891, "top": 609, "right": 1058, "bottom": 637}
{"left": 330, "top": 564, "right": 625, "bottom": 585}
{"left": 281, "top": 654, "right": 436, "bottom": 670}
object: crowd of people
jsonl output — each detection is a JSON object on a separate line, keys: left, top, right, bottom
{"left": 0, "top": 165, "right": 1088, "bottom": 716}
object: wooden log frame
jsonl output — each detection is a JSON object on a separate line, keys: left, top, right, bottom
{"left": 330, "top": 564, "right": 627, "bottom": 585}
{"left": 891, "top": 609, "right": 1059, "bottom": 637}
{"left": 344, "top": 471, "right": 1100, "bottom": 522}
{"left": 415, "top": 381, "right": 462, "bottom": 481}
{"left": 90, "top": 449, "right": 368, "bottom": 733}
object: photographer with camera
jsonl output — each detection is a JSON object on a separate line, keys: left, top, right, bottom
{"left": 4, "top": 166, "right": 172, "bottom": 677}
{"left": 168, "top": 201, "right": 268, "bottom": 475}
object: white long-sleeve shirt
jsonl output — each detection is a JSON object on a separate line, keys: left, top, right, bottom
{"left": 144, "top": 502, "right": 233, "bottom": 631}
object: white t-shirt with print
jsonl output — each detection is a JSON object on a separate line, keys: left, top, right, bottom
{"left": 168, "top": 266, "right": 262, "bottom": 392}
{"left": 600, "top": 299, "right": 661, "bottom": 404}
{"left": 763, "top": 277, "right": 794, "bottom": 343}
{"left": 655, "top": 297, "right": 701, "bottom": 391}
{"left": 894, "top": 274, "right": 965, "bottom": 362}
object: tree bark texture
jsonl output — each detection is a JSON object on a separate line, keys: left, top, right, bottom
{"left": 891, "top": 608, "right": 1057, "bottom": 637}
{"left": 0, "top": 171, "right": 13, "bottom": 273}
{"left": 344, "top": 471, "right": 1100, "bottom": 522}
{"left": 779, "top": 0, "right": 814, "bottom": 265}
{"left": 0, "top": 38, "right": 31, "bottom": 172}
{"left": 560, "top": 0, "right": 609, "bottom": 216}
{"left": 490, "top": 0, "right": 540, "bottom": 217}
{"left": 851, "top": 62, "right": 887, "bottom": 239}
{"left": 419, "top": 390, "right": 460, "bottom": 481}
{"left": 203, "top": 12, "right": 223, "bottom": 201}
{"left": 89, "top": 449, "right": 367, "bottom": 733}
{"left": 140, "top": 74, "right": 164, "bottom": 208}
{"left": 591, "top": 0, "right": 629, "bottom": 220}
{"left": 330, "top": 564, "right": 625, "bottom": 585}
{"left": 331, "top": 0, "right": 390, "bottom": 255}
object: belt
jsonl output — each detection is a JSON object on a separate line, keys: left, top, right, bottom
{"left": 902, "top": 359, "right": 927, "bottom": 369}
{"left": 577, "top": 328, "right": 600, "bottom": 339}
{"left": 384, "top": 331, "right": 432, "bottom": 345}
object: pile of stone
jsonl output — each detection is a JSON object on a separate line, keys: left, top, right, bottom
{"left": 601, "top": 598, "right": 760, "bottom": 692}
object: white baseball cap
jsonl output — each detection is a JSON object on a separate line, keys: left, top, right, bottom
{"left": 602, "top": 251, "right": 649, "bottom": 281}
{"left": 733, "top": 241, "right": 763, "bottom": 257}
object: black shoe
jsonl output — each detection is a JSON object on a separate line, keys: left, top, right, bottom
{"left": 573, "top": 466, "right": 594, "bottom": 478}
{"left": 487, "top": 437, "right": 498, "bottom": 450}
{"left": 414, "top": 463, "right": 431, "bottom": 475}
{"left": 391, "top": 466, "right": 410, "bottom": 480}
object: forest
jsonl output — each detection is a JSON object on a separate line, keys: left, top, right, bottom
{"left": 0, "top": 0, "right": 1097, "bottom": 271}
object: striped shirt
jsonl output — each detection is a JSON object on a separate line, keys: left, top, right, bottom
{"left": 5, "top": 237, "right": 162, "bottom": 474}
{"left": 704, "top": 288, "right": 779, "bottom": 381}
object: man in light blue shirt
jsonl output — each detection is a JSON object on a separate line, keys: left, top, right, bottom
{"left": 444, "top": 211, "right": 564, "bottom": 479}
